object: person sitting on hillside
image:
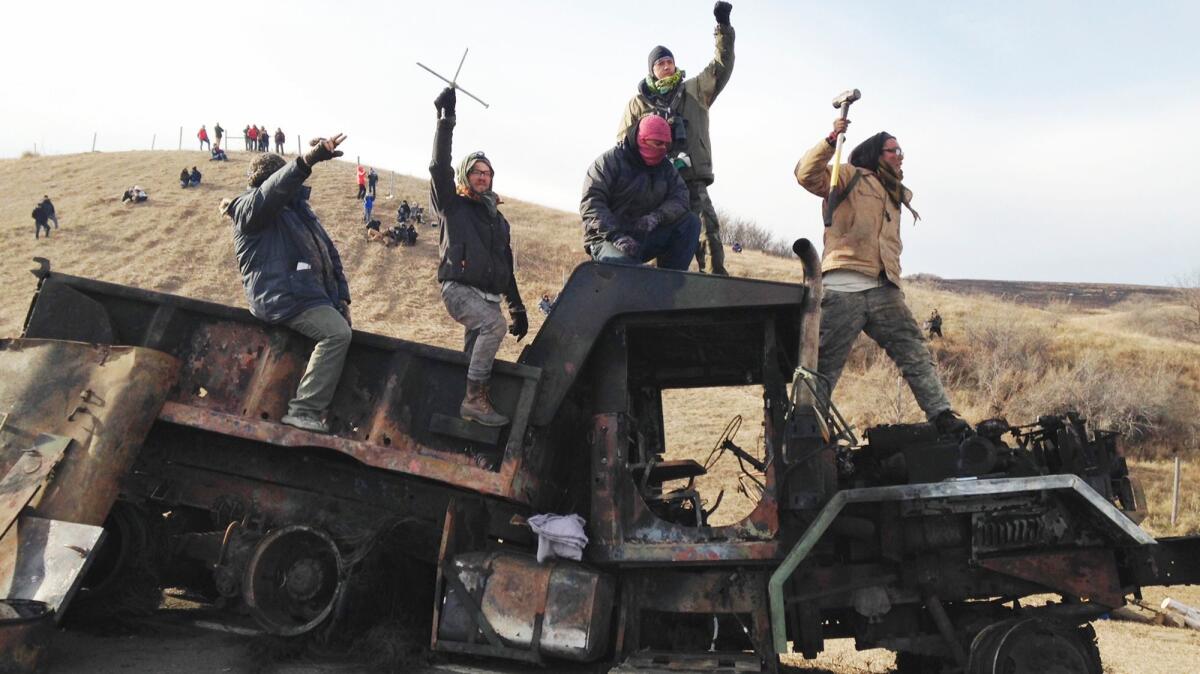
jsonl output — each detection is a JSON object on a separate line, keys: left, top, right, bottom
{"left": 122, "top": 185, "right": 148, "bottom": 203}
{"left": 794, "top": 118, "right": 968, "bottom": 435}
{"left": 581, "top": 115, "right": 699, "bottom": 270}
{"left": 384, "top": 225, "right": 405, "bottom": 247}
{"left": 210, "top": 147, "right": 228, "bottom": 161}
{"left": 732, "top": 241, "right": 743, "bottom": 253}
{"left": 190, "top": 166, "right": 202, "bottom": 187}
{"left": 365, "top": 218, "right": 387, "bottom": 244}
{"left": 413, "top": 205, "right": 425, "bottom": 225}
{"left": 180, "top": 168, "right": 192, "bottom": 188}
{"left": 431, "top": 86, "right": 527, "bottom": 427}
{"left": 398, "top": 200, "right": 411, "bottom": 223}
{"left": 538, "top": 293, "right": 556, "bottom": 315}
{"left": 222, "top": 136, "right": 351, "bottom": 434}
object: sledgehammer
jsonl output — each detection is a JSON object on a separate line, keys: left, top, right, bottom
{"left": 829, "top": 89, "right": 861, "bottom": 191}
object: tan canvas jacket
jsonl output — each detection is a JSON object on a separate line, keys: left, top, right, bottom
{"left": 794, "top": 138, "right": 910, "bottom": 285}
{"left": 616, "top": 25, "right": 735, "bottom": 185}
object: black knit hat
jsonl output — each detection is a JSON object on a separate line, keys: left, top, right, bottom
{"left": 647, "top": 45, "right": 674, "bottom": 74}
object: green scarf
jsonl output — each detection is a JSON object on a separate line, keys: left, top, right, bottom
{"left": 645, "top": 70, "right": 685, "bottom": 95}
{"left": 875, "top": 162, "right": 920, "bottom": 222}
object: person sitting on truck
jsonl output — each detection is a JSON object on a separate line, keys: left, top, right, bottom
{"left": 222, "top": 136, "right": 351, "bottom": 434}
{"left": 794, "top": 119, "right": 968, "bottom": 435}
{"left": 580, "top": 115, "right": 700, "bottom": 270}
{"left": 431, "top": 86, "right": 527, "bottom": 428}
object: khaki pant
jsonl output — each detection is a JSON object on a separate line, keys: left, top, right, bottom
{"left": 283, "top": 304, "right": 352, "bottom": 416}
{"left": 687, "top": 181, "right": 726, "bottom": 274}
{"left": 441, "top": 283, "right": 507, "bottom": 382}
{"left": 817, "top": 285, "right": 951, "bottom": 420}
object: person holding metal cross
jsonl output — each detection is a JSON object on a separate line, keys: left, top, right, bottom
{"left": 795, "top": 116, "right": 969, "bottom": 436}
{"left": 617, "top": 1, "right": 736, "bottom": 276}
{"left": 430, "top": 86, "right": 527, "bottom": 428}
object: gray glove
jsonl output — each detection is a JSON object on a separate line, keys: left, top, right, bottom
{"left": 633, "top": 213, "right": 661, "bottom": 233}
{"left": 613, "top": 236, "right": 641, "bottom": 258}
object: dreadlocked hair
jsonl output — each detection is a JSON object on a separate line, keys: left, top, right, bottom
{"left": 247, "top": 153, "right": 287, "bottom": 187}
{"left": 848, "top": 132, "right": 894, "bottom": 172}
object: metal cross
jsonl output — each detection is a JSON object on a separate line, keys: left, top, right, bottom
{"left": 416, "top": 48, "right": 490, "bottom": 109}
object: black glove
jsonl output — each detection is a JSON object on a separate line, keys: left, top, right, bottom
{"left": 435, "top": 87, "right": 457, "bottom": 118}
{"left": 304, "top": 137, "right": 344, "bottom": 166}
{"left": 508, "top": 310, "right": 528, "bottom": 341}
{"left": 633, "top": 213, "right": 661, "bottom": 233}
{"left": 714, "top": 1, "right": 732, "bottom": 25}
{"left": 613, "top": 235, "right": 641, "bottom": 258}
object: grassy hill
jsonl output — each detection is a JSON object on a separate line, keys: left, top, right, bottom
{"left": 2, "top": 149, "right": 1198, "bottom": 535}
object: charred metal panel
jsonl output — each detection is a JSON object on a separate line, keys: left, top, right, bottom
{"left": 21, "top": 274, "right": 546, "bottom": 505}
{"left": 520, "top": 262, "right": 807, "bottom": 426}
{"left": 0, "top": 340, "right": 178, "bottom": 526}
{"left": 977, "top": 549, "right": 1124, "bottom": 608}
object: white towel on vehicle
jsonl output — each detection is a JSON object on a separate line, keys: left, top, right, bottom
{"left": 527, "top": 513, "right": 588, "bottom": 563}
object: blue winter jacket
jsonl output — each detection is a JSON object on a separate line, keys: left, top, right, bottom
{"left": 228, "top": 158, "right": 350, "bottom": 324}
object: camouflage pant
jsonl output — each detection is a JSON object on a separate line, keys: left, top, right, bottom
{"left": 687, "top": 181, "right": 726, "bottom": 275}
{"left": 817, "top": 285, "right": 951, "bottom": 420}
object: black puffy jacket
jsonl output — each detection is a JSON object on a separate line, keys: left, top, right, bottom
{"left": 430, "top": 117, "right": 523, "bottom": 313}
{"left": 228, "top": 159, "right": 350, "bottom": 324}
{"left": 580, "top": 124, "right": 690, "bottom": 251}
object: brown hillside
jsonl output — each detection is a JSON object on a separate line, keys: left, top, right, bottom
{"left": 0, "top": 149, "right": 809, "bottom": 355}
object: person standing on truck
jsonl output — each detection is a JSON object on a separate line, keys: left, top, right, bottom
{"left": 222, "top": 136, "right": 352, "bottom": 434}
{"left": 581, "top": 115, "right": 699, "bottom": 270}
{"left": 794, "top": 119, "right": 968, "bottom": 435}
{"left": 616, "top": 1, "right": 736, "bottom": 275}
{"left": 430, "top": 86, "right": 528, "bottom": 428}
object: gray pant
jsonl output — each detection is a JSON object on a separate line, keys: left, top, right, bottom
{"left": 817, "top": 285, "right": 951, "bottom": 420}
{"left": 441, "top": 283, "right": 506, "bottom": 382}
{"left": 283, "top": 304, "right": 352, "bottom": 416}
{"left": 687, "top": 181, "right": 726, "bottom": 274}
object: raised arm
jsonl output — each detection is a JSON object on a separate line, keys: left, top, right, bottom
{"left": 693, "top": 2, "right": 736, "bottom": 107}
{"left": 429, "top": 87, "right": 459, "bottom": 215}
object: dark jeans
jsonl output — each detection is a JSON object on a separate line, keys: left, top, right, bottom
{"left": 356, "top": 185, "right": 366, "bottom": 200}
{"left": 368, "top": 182, "right": 377, "bottom": 196}
{"left": 817, "top": 284, "right": 951, "bottom": 420}
{"left": 35, "top": 221, "right": 50, "bottom": 239}
{"left": 590, "top": 212, "right": 700, "bottom": 271}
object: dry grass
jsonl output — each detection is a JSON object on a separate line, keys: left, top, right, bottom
{"left": 4, "top": 150, "right": 1200, "bottom": 671}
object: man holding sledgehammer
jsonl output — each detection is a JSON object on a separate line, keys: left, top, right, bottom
{"left": 794, "top": 97, "right": 969, "bottom": 436}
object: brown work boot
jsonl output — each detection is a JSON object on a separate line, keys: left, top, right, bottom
{"left": 460, "top": 379, "right": 509, "bottom": 427}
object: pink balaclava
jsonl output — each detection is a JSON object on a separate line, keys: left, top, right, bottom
{"left": 636, "top": 115, "right": 672, "bottom": 166}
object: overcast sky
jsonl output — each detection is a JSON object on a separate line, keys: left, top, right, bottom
{"left": 3, "top": 0, "right": 1197, "bottom": 285}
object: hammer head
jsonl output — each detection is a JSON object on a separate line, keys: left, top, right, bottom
{"left": 832, "top": 89, "right": 862, "bottom": 109}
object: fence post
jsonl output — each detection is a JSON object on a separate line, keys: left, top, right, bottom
{"left": 151, "top": 134, "right": 156, "bottom": 151}
{"left": 178, "top": 126, "right": 183, "bottom": 150}
{"left": 91, "top": 132, "right": 97, "bottom": 152}
{"left": 1171, "top": 456, "right": 1182, "bottom": 527}
{"left": 297, "top": 137, "right": 301, "bottom": 156}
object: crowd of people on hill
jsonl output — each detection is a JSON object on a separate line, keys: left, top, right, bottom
{"left": 196, "top": 124, "right": 288, "bottom": 155}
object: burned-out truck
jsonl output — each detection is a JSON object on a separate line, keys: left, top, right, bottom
{"left": 3, "top": 248, "right": 1199, "bottom": 673}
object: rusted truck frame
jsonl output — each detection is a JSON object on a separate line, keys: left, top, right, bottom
{"left": 10, "top": 256, "right": 1200, "bottom": 673}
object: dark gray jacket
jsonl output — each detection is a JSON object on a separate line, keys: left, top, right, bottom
{"left": 430, "top": 117, "right": 524, "bottom": 313}
{"left": 228, "top": 158, "right": 350, "bottom": 324}
{"left": 580, "top": 124, "right": 691, "bottom": 251}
